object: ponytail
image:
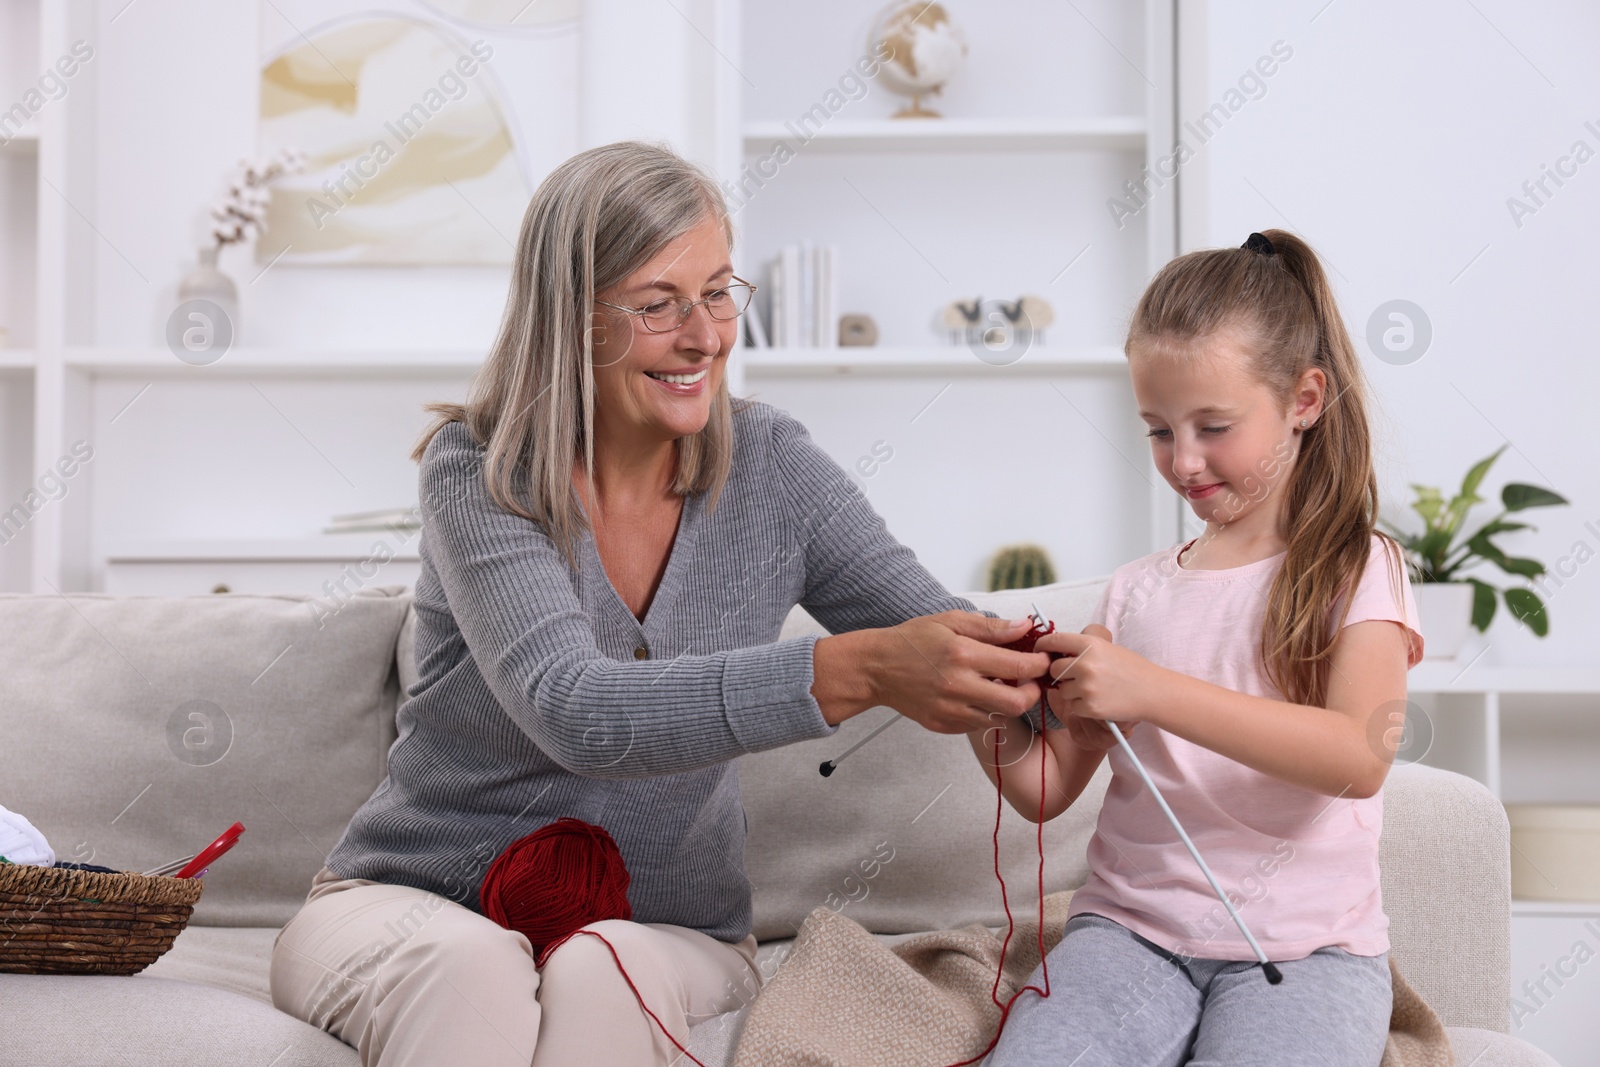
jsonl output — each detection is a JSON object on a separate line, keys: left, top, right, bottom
{"left": 1127, "top": 229, "right": 1406, "bottom": 707}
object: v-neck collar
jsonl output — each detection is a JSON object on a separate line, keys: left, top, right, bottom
{"left": 582, "top": 490, "right": 704, "bottom": 632}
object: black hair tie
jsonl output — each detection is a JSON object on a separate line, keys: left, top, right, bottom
{"left": 1242, "top": 232, "right": 1275, "bottom": 255}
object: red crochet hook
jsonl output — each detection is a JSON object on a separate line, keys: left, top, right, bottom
{"left": 173, "top": 821, "right": 245, "bottom": 880}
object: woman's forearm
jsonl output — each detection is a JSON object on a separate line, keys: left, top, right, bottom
{"left": 811, "top": 630, "right": 883, "bottom": 726}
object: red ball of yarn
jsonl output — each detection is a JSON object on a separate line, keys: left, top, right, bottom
{"left": 479, "top": 817, "right": 633, "bottom": 960}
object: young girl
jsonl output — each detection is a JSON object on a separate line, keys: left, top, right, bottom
{"left": 972, "top": 230, "right": 1423, "bottom": 1067}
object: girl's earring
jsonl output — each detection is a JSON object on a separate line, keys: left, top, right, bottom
{"left": 1299, "top": 419, "right": 1308, "bottom": 429}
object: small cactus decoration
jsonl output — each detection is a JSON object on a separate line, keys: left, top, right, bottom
{"left": 987, "top": 543, "right": 1056, "bottom": 592}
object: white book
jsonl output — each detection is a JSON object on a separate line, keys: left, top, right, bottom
{"left": 816, "top": 245, "right": 838, "bottom": 349}
{"left": 769, "top": 256, "right": 784, "bottom": 350}
{"left": 798, "top": 242, "right": 815, "bottom": 348}
{"left": 744, "top": 276, "right": 769, "bottom": 348}
{"left": 780, "top": 244, "right": 802, "bottom": 348}
{"left": 832, "top": 246, "right": 844, "bottom": 350}
{"left": 810, "top": 246, "right": 824, "bottom": 349}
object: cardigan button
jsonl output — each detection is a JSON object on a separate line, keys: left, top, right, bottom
{"left": 633, "top": 646, "right": 647, "bottom": 660}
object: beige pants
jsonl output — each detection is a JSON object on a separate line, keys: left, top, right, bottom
{"left": 270, "top": 866, "right": 761, "bottom": 1067}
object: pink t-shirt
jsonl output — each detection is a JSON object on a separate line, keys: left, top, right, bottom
{"left": 1066, "top": 533, "right": 1424, "bottom": 961}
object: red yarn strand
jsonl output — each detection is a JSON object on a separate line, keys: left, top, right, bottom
{"left": 941, "top": 717, "right": 1053, "bottom": 1067}
{"left": 535, "top": 928, "right": 709, "bottom": 1067}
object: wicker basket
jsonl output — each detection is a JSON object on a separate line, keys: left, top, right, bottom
{"left": 0, "top": 862, "right": 204, "bottom": 976}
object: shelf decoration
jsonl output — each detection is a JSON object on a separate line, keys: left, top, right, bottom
{"left": 869, "top": 2, "right": 968, "bottom": 119}
{"left": 180, "top": 149, "right": 306, "bottom": 344}
{"left": 1381, "top": 443, "right": 1569, "bottom": 657}
{"left": 940, "top": 294, "right": 1053, "bottom": 351}
{"left": 838, "top": 313, "right": 878, "bottom": 347}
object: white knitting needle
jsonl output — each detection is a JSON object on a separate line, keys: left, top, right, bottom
{"left": 1038, "top": 602, "right": 1282, "bottom": 985}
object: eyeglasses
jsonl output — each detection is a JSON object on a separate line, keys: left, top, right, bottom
{"left": 595, "top": 278, "right": 758, "bottom": 333}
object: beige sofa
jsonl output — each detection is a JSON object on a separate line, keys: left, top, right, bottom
{"left": 0, "top": 583, "right": 1560, "bottom": 1066}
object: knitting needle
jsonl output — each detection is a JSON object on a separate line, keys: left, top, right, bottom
{"left": 141, "top": 853, "right": 197, "bottom": 877}
{"left": 1037, "top": 602, "right": 1282, "bottom": 984}
{"left": 819, "top": 713, "right": 902, "bottom": 776}
{"left": 1103, "top": 722, "right": 1280, "bottom": 983}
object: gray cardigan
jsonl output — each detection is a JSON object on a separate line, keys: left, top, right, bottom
{"left": 325, "top": 400, "right": 975, "bottom": 943}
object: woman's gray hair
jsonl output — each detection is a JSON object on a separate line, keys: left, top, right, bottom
{"left": 414, "top": 140, "right": 739, "bottom": 568}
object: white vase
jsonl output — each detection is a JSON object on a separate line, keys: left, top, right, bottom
{"left": 177, "top": 245, "right": 240, "bottom": 344}
{"left": 1415, "top": 582, "right": 1476, "bottom": 660}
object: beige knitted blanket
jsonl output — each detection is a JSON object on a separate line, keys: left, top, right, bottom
{"left": 733, "top": 893, "right": 1452, "bottom": 1067}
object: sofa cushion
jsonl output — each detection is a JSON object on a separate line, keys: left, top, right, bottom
{"left": 740, "top": 578, "right": 1110, "bottom": 941}
{"left": 142, "top": 925, "right": 280, "bottom": 1004}
{"left": 0, "top": 974, "right": 360, "bottom": 1066}
{"left": 0, "top": 587, "right": 411, "bottom": 926}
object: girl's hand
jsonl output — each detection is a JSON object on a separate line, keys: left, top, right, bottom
{"left": 1038, "top": 623, "right": 1166, "bottom": 727}
{"left": 1061, "top": 710, "right": 1135, "bottom": 752}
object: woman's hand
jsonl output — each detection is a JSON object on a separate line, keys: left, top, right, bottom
{"left": 1039, "top": 623, "right": 1167, "bottom": 730}
{"left": 813, "top": 612, "right": 1051, "bottom": 733}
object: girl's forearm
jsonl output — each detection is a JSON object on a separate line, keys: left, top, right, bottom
{"left": 1146, "top": 672, "right": 1389, "bottom": 798}
{"left": 967, "top": 711, "right": 1103, "bottom": 822}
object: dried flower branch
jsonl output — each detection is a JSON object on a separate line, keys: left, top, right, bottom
{"left": 209, "top": 147, "right": 308, "bottom": 247}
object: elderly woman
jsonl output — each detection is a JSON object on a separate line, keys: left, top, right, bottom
{"left": 269, "top": 141, "right": 1049, "bottom": 1066}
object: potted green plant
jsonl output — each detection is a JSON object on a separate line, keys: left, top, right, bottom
{"left": 1381, "top": 444, "right": 1567, "bottom": 659}
{"left": 986, "top": 544, "right": 1056, "bottom": 592}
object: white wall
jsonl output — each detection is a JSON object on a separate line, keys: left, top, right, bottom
{"left": 1180, "top": 0, "right": 1600, "bottom": 668}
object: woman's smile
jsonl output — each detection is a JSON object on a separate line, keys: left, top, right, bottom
{"left": 644, "top": 366, "right": 710, "bottom": 395}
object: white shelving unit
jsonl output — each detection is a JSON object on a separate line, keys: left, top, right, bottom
{"left": 730, "top": 0, "right": 1182, "bottom": 575}
{"left": 1407, "top": 663, "right": 1600, "bottom": 804}
{"left": 103, "top": 534, "right": 423, "bottom": 596}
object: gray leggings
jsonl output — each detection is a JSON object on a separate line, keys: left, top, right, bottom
{"left": 984, "top": 913, "right": 1392, "bottom": 1067}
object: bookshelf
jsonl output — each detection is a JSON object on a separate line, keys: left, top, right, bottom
{"left": 731, "top": 0, "right": 1181, "bottom": 580}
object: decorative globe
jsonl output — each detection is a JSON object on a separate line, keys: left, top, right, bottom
{"left": 869, "top": 2, "right": 968, "bottom": 118}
